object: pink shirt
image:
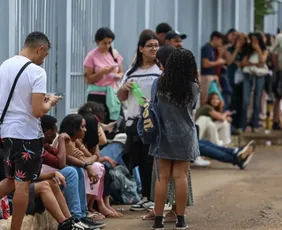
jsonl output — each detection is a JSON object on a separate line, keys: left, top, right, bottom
{"left": 83, "top": 48, "right": 123, "bottom": 88}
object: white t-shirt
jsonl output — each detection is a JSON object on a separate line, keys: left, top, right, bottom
{"left": 272, "top": 33, "right": 282, "bottom": 70}
{"left": 121, "top": 64, "right": 162, "bottom": 120}
{"left": 0, "top": 55, "right": 47, "bottom": 139}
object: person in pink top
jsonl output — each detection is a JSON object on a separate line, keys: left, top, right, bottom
{"left": 84, "top": 27, "right": 124, "bottom": 124}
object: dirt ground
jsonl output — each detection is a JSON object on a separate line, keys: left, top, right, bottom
{"left": 104, "top": 146, "right": 282, "bottom": 230}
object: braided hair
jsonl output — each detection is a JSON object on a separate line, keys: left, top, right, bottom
{"left": 158, "top": 48, "right": 199, "bottom": 106}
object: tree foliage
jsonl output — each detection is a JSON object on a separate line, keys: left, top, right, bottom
{"left": 255, "top": 0, "right": 281, "bottom": 31}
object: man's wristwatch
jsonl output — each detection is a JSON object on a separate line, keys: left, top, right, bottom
{"left": 83, "top": 163, "right": 91, "bottom": 169}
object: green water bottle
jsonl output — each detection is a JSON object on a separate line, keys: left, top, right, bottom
{"left": 131, "top": 83, "right": 145, "bottom": 105}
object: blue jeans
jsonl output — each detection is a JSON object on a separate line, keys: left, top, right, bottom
{"left": 60, "top": 166, "right": 87, "bottom": 219}
{"left": 199, "top": 140, "right": 237, "bottom": 164}
{"left": 240, "top": 74, "right": 265, "bottom": 129}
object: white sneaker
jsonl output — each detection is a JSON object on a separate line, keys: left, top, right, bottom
{"left": 192, "top": 157, "right": 211, "bottom": 167}
{"left": 130, "top": 197, "right": 154, "bottom": 211}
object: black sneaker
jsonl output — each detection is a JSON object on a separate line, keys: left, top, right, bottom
{"left": 130, "top": 197, "right": 155, "bottom": 211}
{"left": 151, "top": 216, "right": 164, "bottom": 230}
{"left": 80, "top": 217, "right": 105, "bottom": 229}
{"left": 58, "top": 218, "right": 85, "bottom": 230}
{"left": 176, "top": 215, "right": 188, "bottom": 230}
{"left": 237, "top": 140, "right": 256, "bottom": 169}
{"left": 272, "top": 122, "right": 282, "bottom": 130}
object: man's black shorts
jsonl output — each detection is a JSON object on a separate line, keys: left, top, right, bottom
{"left": 2, "top": 138, "right": 43, "bottom": 181}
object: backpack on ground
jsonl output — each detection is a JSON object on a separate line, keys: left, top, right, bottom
{"left": 109, "top": 165, "right": 141, "bottom": 205}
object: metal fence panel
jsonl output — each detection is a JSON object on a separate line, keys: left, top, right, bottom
{"left": 69, "top": 0, "right": 103, "bottom": 111}
{"left": 201, "top": 0, "right": 218, "bottom": 45}
{"left": 0, "top": 0, "right": 9, "bottom": 64}
{"left": 178, "top": 0, "right": 201, "bottom": 64}
{"left": 221, "top": 0, "right": 235, "bottom": 33}
{"left": 0, "top": 0, "right": 257, "bottom": 121}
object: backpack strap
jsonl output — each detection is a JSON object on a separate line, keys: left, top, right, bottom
{"left": 0, "top": 61, "right": 32, "bottom": 125}
{"left": 151, "top": 78, "right": 159, "bottom": 103}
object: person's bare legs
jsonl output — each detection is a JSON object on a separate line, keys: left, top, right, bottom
{"left": 87, "top": 195, "right": 96, "bottom": 213}
{"left": 10, "top": 180, "right": 30, "bottom": 230}
{"left": 0, "top": 178, "right": 15, "bottom": 198}
{"left": 47, "top": 179, "right": 71, "bottom": 219}
{"left": 172, "top": 161, "right": 190, "bottom": 216}
{"left": 34, "top": 181, "right": 66, "bottom": 223}
{"left": 154, "top": 159, "right": 172, "bottom": 216}
{"left": 104, "top": 195, "right": 123, "bottom": 217}
{"left": 97, "top": 197, "right": 119, "bottom": 217}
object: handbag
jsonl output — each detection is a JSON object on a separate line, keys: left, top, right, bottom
{"left": 234, "top": 68, "right": 244, "bottom": 84}
{"left": 0, "top": 61, "right": 32, "bottom": 151}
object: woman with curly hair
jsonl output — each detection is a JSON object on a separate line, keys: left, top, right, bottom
{"left": 151, "top": 48, "right": 200, "bottom": 230}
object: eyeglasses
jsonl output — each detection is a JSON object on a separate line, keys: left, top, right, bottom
{"left": 144, "top": 44, "right": 159, "bottom": 49}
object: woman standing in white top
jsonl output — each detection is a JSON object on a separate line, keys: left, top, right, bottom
{"left": 117, "top": 32, "right": 161, "bottom": 211}
{"left": 241, "top": 33, "right": 268, "bottom": 132}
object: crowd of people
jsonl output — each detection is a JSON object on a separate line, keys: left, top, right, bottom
{"left": 197, "top": 28, "right": 282, "bottom": 147}
{"left": 0, "top": 21, "right": 276, "bottom": 230}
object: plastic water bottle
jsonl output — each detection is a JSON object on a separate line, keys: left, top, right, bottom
{"left": 131, "top": 83, "right": 145, "bottom": 105}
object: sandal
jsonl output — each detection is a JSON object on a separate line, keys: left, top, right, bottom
{"left": 142, "top": 209, "right": 156, "bottom": 220}
{"left": 164, "top": 210, "right": 177, "bottom": 223}
{"left": 88, "top": 211, "right": 105, "bottom": 220}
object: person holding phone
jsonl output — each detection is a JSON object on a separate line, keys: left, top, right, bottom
{"left": 84, "top": 27, "right": 124, "bottom": 125}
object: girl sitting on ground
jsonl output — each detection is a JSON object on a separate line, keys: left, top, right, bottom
{"left": 195, "top": 92, "right": 232, "bottom": 146}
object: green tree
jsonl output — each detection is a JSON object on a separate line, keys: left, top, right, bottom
{"left": 255, "top": 0, "right": 281, "bottom": 31}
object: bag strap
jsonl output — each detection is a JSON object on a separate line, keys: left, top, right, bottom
{"left": 150, "top": 78, "right": 159, "bottom": 103}
{"left": 0, "top": 61, "right": 32, "bottom": 125}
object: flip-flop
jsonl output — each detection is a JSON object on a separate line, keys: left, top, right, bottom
{"left": 88, "top": 211, "right": 105, "bottom": 220}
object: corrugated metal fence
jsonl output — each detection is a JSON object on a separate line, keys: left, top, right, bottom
{"left": 0, "top": 0, "right": 255, "bottom": 122}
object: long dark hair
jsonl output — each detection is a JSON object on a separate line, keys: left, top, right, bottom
{"left": 78, "top": 102, "right": 105, "bottom": 123}
{"left": 206, "top": 93, "right": 223, "bottom": 113}
{"left": 95, "top": 27, "right": 117, "bottom": 63}
{"left": 158, "top": 48, "right": 199, "bottom": 106}
{"left": 59, "top": 114, "right": 83, "bottom": 137}
{"left": 248, "top": 32, "right": 266, "bottom": 55}
{"left": 127, "top": 32, "right": 159, "bottom": 76}
{"left": 82, "top": 114, "right": 99, "bottom": 150}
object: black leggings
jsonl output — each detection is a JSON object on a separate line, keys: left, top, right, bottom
{"left": 103, "top": 166, "right": 111, "bottom": 197}
{"left": 123, "top": 119, "right": 153, "bottom": 199}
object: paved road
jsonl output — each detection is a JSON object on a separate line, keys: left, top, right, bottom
{"left": 104, "top": 146, "right": 282, "bottom": 230}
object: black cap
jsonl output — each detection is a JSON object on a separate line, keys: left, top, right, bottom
{"left": 165, "top": 31, "right": 187, "bottom": 40}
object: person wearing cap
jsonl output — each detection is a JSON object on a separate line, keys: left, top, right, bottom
{"left": 165, "top": 31, "right": 187, "bottom": 48}
{"left": 155, "top": 23, "right": 173, "bottom": 46}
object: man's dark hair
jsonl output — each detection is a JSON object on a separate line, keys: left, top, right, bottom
{"left": 60, "top": 114, "right": 83, "bottom": 137}
{"left": 157, "top": 45, "right": 175, "bottom": 67}
{"left": 156, "top": 23, "right": 172, "bottom": 34}
{"left": 210, "top": 31, "right": 224, "bottom": 41}
{"left": 227, "top": 28, "right": 236, "bottom": 35}
{"left": 24, "top": 31, "right": 51, "bottom": 49}
{"left": 41, "top": 115, "right": 57, "bottom": 133}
